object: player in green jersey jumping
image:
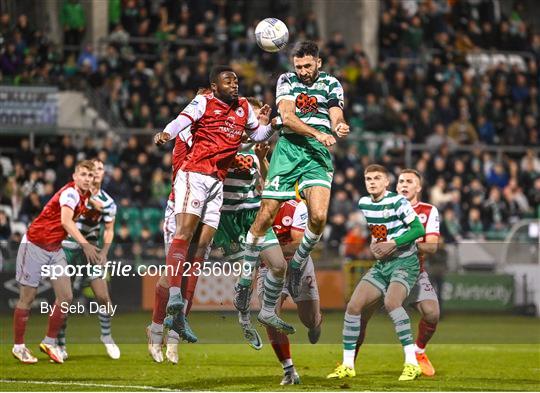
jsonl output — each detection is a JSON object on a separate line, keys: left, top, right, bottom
{"left": 234, "top": 41, "right": 349, "bottom": 332}
{"left": 327, "top": 164, "right": 425, "bottom": 381}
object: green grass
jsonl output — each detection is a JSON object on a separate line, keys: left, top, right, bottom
{"left": 1, "top": 311, "right": 539, "bottom": 391}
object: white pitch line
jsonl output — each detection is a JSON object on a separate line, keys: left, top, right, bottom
{"left": 0, "top": 379, "right": 182, "bottom": 392}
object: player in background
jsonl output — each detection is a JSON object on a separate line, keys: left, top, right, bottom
{"left": 327, "top": 164, "right": 425, "bottom": 381}
{"left": 253, "top": 198, "right": 322, "bottom": 385}
{"left": 148, "top": 92, "right": 199, "bottom": 364}
{"left": 213, "top": 97, "right": 278, "bottom": 349}
{"left": 353, "top": 169, "right": 440, "bottom": 376}
{"left": 151, "top": 65, "right": 276, "bottom": 344}
{"left": 12, "top": 160, "right": 100, "bottom": 364}
{"left": 234, "top": 41, "right": 349, "bottom": 325}
{"left": 57, "top": 158, "right": 120, "bottom": 360}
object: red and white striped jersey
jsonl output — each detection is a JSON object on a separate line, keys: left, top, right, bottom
{"left": 26, "top": 182, "right": 90, "bottom": 251}
{"left": 412, "top": 201, "right": 440, "bottom": 271}
{"left": 180, "top": 93, "right": 259, "bottom": 181}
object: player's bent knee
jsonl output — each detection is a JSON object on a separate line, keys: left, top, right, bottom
{"left": 269, "top": 261, "right": 286, "bottom": 277}
{"left": 421, "top": 302, "right": 440, "bottom": 323}
{"left": 346, "top": 301, "right": 362, "bottom": 316}
{"left": 384, "top": 300, "right": 401, "bottom": 313}
{"left": 308, "top": 214, "right": 326, "bottom": 233}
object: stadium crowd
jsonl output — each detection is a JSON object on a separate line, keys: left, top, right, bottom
{"left": 1, "top": 0, "right": 539, "bottom": 261}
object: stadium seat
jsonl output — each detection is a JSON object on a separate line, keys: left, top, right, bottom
{"left": 141, "top": 208, "right": 163, "bottom": 235}
{"left": 116, "top": 207, "right": 142, "bottom": 239}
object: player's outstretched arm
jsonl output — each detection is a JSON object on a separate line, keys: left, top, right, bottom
{"left": 61, "top": 206, "right": 100, "bottom": 264}
{"left": 278, "top": 100, "right": 336, "bottom": 146}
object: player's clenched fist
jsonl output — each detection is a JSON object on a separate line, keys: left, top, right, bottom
{"left": 334, "top": 122, "right": 350, "bottom": 138}
{"left": 315, "top": 132, "right": 336, "bottom": 147}
{"left": 153, "top": 132, "right": 171, "bottom": 146}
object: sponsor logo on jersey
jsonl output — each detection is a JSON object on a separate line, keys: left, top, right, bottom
{"left": 230, "top": 154, "right": 255, "bottom": 173}
{"left": 370, "top": 224, "right": 388, "bottom": 242}
{"left": 295, "top": 93, "right": 318, "bottom": 114}
{"left": 221, "top": 116, "right": 244, "bottom": 139}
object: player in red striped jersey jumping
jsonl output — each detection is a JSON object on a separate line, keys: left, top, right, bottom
{"left": 354, "top": 168, "right": 440, "bottom": 376}
{"left": 150, "top": 66, "right": 277, "bottom": 344}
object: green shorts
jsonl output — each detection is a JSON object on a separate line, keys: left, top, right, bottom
{"left": 361, "top": 254, "right": 420, "bottom": 295}
{"left": 63, "top": 246, "right": 103, "bottom": 281}
{"left": 262, "top": 134, "right": 334, "bottom": 200}
{"left": 213, "top": 209, "right": 278, "bottom": 261}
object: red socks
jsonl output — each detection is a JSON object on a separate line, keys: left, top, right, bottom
{"left": 13, "top": 308, "right": 30, "bottom": 344}
{"left": 166, "top": 238, "right": 189, "bottom": 287}
{"left": 182, "top": 257, "right": 202, "bottom": 315}
{"left": 152, "top": 284, "right": 169, "bottom": 324}
{"left": 46, "top": 302, "right": 67, "bottom": 339}
{"left": 266, "top": 326, "right": 291, "bottom": 361}
{"left": 416, "top": 319, "right": 438, "bottom": 350}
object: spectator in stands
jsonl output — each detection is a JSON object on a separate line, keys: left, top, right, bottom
{"left": 0, "top": 210, "right": 11, "bottom": 241}
{"left": 448, "top": 109, "right": 478, "bottom": 145}
{"left": 440, "top": 208, "right": 462, "bottom": 244}
{"left": 483, "top": 187, "right": 510, "bottom": 232}
{"left": 464, "top": 207, "right": 485, "bottom": 240}
{"left": 61, "top": 0, "right": 86, "bottom": 54}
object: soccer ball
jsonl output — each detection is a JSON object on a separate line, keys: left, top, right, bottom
{"left": 255, "top": 18, "right": 289, "bottom": 53}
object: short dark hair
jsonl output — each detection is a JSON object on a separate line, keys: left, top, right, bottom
{"left": 400, "top": 168, "right": 423, "bottom": 184}
{"left": 292, "top": 41, "right": 319, "bottom": 58}
{"left": 209, "top": 65, "right": 234, "bottom": 84}
{"left": 364, "top": 164, "right": 388, "bottom": 176}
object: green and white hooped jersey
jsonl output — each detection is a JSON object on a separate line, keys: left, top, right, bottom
{"left": 62, "top": 189, "right": 117, "bottom": 249}
{"left": 275, "top": 71, "right": 344, "bottom": 137}
{"left": 222, "top": 150, "right": 261, "bottom": 211}
{"left": 358, "top": 191, "right": 419, "bottom": 262}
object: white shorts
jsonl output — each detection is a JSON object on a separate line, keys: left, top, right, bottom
{"left": 174, "top": 170, "right": 223, "bottom": 229}
{"left": 163, "top": 199, "right": 213, "bottom": 260}
{"left": 407, "top": 271, "right": 439, "bottom": 304}
{"left": 16, "top": 235, "right": 68, "bottom": 287}
{"left": 257, "top": 256, "right": 319, "bottom": 303}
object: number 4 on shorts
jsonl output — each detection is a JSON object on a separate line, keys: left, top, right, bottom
{"left": 266, "top": 176, "right": 280, "bottom": 190}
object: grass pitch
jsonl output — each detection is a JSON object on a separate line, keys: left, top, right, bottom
{"left": 1, "top": 311, "right": 539, "bottom": 391}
